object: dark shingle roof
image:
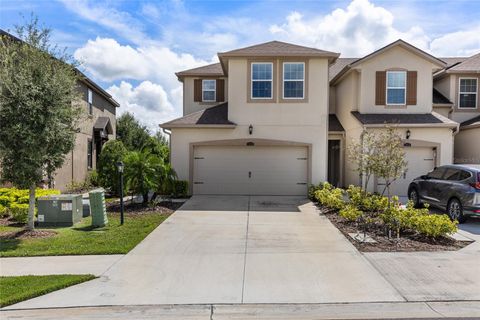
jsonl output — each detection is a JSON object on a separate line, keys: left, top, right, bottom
{"left": 351, "top": 111, "right": 443, "bottom": 125}
{"left": 176, "top": 63, "right": 224, "bottom": 78}
{"left": 218, "top": 41, "right": 339, "bottom": 58}
{"left": 329, "top": 58, "right": 358, "bottom": 82}
{"left": 329, "top": 114, "right": 345, "bottom": 132}
{"left": 460, "top": 115, "right": 480, "bottom": 128}
{"left": 448, "top": 53, "right": 480, "bottom": 72}
{"left": 433, "top": 88, "right": 452, "bottom": 104}
{"left": 160, "top": 103, "right": 235, "bottom": 128}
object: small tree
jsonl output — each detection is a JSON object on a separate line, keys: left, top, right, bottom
{"left": 116, "top": 112, "right": 151, "bottom": 151}
{"left": 347, "top": 127, "right": 407, "bottom": 197}
{"left": 0, "top": 17, "right": 81, "bottom": 230}
{"left": 97, "top": 140, "right": 127, "bottom": 195}
{"left": 373, "top": 127, "right": 408, "bottom": 197}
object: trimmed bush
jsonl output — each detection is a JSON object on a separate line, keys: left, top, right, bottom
{"left": 339, "top": 204, "right": 362, "bottom": 222}
{"left": 0, "top": 195, "right": 14, "bottom": 207}
{"left": 413, "top": 214, "right": 457, "bottom": 238}
{"left": 314, "top": 182, "right": 345, "bottom": 210}
{"left": 10, "top": 203, "right": 29, "bottom": 223}
{"left": 0, "top": 204, "right": 8, "bottom": 217}
{"left": 172, "top": 180, "right": 188, "bottom": 198}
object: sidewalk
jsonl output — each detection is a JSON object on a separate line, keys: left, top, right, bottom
{"left": 2, "top": 301, "right": 480, "bottom": 319}
{"left": 0, "top": 255, "right": 124, "bottom": 277}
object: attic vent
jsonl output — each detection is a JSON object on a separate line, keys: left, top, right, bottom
{"left": 246, "top": 142, "right": 255, "bottom": 146}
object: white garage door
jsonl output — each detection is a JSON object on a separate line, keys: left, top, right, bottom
{"left": 193, "top": 145, "right": 308, "bottom": 195}
{"left": 378, "top": 147, "right": 435, "bottom": 197}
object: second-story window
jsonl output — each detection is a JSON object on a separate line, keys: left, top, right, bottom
{"left": 251, "top": 62, "right": 273, "bottom": 99}
{"left": 386, "top": 71, "right": 406, "bottom": 105}
{"left": 459, "top": 78, "right": 477, "bottom": 109}
{"left": 202, "top": 79, "right": 216, "bottom": 102}
{"left": 283, "top": 62, "right": 304, "bottom": 99}
{"left": 87, "top": 89, "right": 93, "bottom": 115}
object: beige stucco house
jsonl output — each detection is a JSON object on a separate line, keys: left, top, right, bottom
{"left": 432, "top": 53, "right": 480, "bottom": 164}
{"left": 161, "top": 40, "right": 478, "bottom": 197}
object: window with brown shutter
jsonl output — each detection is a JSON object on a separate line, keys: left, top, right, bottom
{"left": 216, "top": 79, "right": 225, "bottom": 102}
{"left": 406, "top": 71, "right": 417, "bottom": 105}
{"left": 194, "top": 79, "right": 202, "bottom": 102}
{"left": 375, "top": 71, "right": 386, "bottom": 105}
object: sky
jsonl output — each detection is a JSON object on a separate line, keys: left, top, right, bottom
{"left": 1, "top": 0, "right": 480, "bottom": 131}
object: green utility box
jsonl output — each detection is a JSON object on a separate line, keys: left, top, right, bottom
{"left": 89, "top": 189, "right": 108, "bottom": 227}
{"left": 37, "top": 194, "right": 83, "bottom": 227}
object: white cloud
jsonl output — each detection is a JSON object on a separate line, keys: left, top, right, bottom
{"left": 75, "top": 37, "right": 209, "bottom": 89}
{"left": 107, "top": 81, "right": 176, "bottom": 131}
{"left": 430, "top": 25, "right": 480, "bottom": 56}
{"left": 59, "top": 0, "right": 148, "bottom": 45}
{"left": 269, "top": 0, "right": 430, "bottom": 57}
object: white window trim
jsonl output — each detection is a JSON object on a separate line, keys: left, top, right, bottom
{"left": 87, "top": 139, "right": 93, "bottom": 169}
{"left": 458, "top": 77, "right": 478, "bottom": 109}
{"left": 202, "top": 79, "right": 216, "bottom": 102}
{"left": 251, "top": 62, "right": 273, "bottom": 100}
{"left": 386, "top": 71, "right": 406, "bottom": 105}
{"left": 87, "top": 88, "right": 93, "bottom": 114}
{"left": 282, "top": 62, "right": 305, "bottom": 100}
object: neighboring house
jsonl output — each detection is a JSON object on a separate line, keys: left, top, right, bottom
{"left": 330, "top": 40, "right": 458, "bottom": 196}
{"left": 161, "top": 39, "right": 478, "bottom": 197}
{"left": 52, "top": 77, "right": 118, "bottom": 191}
{"left": 432, "top": 53, "right": 480, "bottom": 164}
{"left": 0, "top": 30, "right": 119, "bottom": 191}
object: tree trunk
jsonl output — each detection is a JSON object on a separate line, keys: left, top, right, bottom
{"left": 143, "top": 192, "right": 149, "bottom": 205}
{"left": 27, "top": 184, "right": 36, "bottom": 230}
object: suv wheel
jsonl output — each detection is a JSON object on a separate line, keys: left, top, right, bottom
{"left": 447, "top": 198, "right": 467, "bottom": 224}
{"left": 408, "top": 188, "right": 420, "bottom": 208}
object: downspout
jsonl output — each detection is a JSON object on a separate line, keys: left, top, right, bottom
{"left": 451, "top": 122, "right": 460, "bottom": 164}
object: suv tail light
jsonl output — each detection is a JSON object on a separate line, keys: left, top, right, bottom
{"left": 471, "top": 173, "right": 480, "bottom": 190}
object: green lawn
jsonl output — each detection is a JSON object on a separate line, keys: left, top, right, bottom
{"left": 0, "top": 212, "right": 170, "bottom": 257}
{"left": 0, "top": 274, "right": 96, "bottom": 307}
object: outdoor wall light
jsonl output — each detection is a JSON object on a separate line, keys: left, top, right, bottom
{"left": 249, "top": 124, "right": 253, "bottom": 135}
{"left": 406, "top": 129, "right": 411, "bottom": 140}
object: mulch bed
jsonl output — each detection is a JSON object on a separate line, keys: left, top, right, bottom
{"left": 107, "top": 200, "right": 184, "bottom": 215}
{"left": 0, "top": 229, "right": 57, "bottom": 240}
{"left": 317, "top": 205, "right": 472, "bottom": 252}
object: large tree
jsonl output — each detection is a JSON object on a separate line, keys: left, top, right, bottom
{"left": 116, "top": 112, "right": 151, "bottom": 151}
{"left": 0, "top": 17, "right": 81, "bottom": 230}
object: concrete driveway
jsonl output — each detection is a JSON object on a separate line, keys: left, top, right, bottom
{"left": 6, "top": 195, "right": 403, "bottom": 309}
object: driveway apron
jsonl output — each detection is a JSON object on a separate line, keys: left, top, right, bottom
{"left": 5, "top": 195, "right": 403, "bottom": 309}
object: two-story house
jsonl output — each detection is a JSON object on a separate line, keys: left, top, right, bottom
{"left": 161, "top": 41, "right": 339, "bottom": 195}
{"left": 52, "top": 76, "right": 119, "bottom": 190}
{"left": 0, "top": 29, "right": 119, "bottom": 191}
{"left": 161, "top": 40, "right": 476, "bottom": 197}
{"left": 330, "top": 40, "right": 458, "bottom": 196}
{"left": 432, "top": 53, "right": 480, "bottom": 165}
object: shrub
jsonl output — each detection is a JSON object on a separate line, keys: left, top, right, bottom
{"left": 97, "top": 140, "right": 128, "bottom": 195}
{"left": 413, "top": 214, "right": 457, "bottom": 238}
{"left": 308, "top": 183, "right": 323, "bottom": 200}
{"left": 339, "top": 204, "right": 363, "bottom": 222}
{"left": 314, "top": 182, "right": 345, "bottom": 210}
{"left": 172, "top": 180, "right": 188, "bottom": 198}
{"left": 0, "top": 204, "right": 8, "bottom": 217}
{"left": 10, "top": 203, "right": 29, "bottom": 223}
{"left": 0, "top": 195, "right": 14, "bottom": 207}
{"left": 346, "top": 185, "right": 389, "bottom": 213}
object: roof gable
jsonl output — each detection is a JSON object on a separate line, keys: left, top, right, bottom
{"left": 349, "top": 40, "right": 446, "bottom": 68}
{"left": 218, "top": 40, "right": 339, "bottom": 58}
